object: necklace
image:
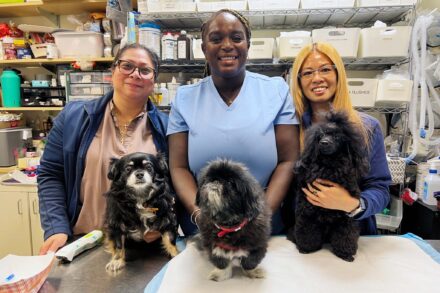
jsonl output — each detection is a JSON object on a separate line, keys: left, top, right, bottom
{"left": 118, "top": 122, "right": 130, "bottom": 145}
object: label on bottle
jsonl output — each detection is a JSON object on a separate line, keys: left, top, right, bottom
{"left": 162, "top": 39, "right": 175, "bottom": 60}
{"left": 178, "top": 40, "right": 187, "bottom": 59}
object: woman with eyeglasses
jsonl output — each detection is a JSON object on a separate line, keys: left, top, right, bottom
{"left": 290, "top": 42, "right": 391, "bottom": 235}
{"left": 38, "top": 43, "right": 168, "bottom": 254}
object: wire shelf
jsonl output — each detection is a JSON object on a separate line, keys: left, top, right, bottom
{"left": 158, "top": 57, "right": 409, "bottom": 73}
{"left": 137, "top": 5, "right": 414, "bottom": 30}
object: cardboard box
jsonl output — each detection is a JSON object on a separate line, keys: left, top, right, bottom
{"left": 0, "top": 119, "right": 25, "bottom": 129}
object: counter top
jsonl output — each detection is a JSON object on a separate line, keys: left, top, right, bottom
{"left": 40, "top": 239, "right": 440, "bottom": 293}
{"left": 41, "top": 241, "right": 169, "bottom": 293}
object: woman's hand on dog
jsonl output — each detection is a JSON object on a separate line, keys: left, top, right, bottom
{"left": 302, "top": 179, "right": 360, "bottom": 213}
{"left": 39, "top": 233, "right": 68, "bottom": 255}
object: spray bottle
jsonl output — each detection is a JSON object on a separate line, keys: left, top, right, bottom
{"left": 422, "top": 160, "right": 440, "bottom": 206}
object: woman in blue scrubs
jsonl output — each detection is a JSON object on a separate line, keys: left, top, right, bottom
{"left": 167, "top": 9, "right": 300, "bottom": 236}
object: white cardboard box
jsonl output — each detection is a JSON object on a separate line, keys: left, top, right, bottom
{"left": 375, "top": 79, "right": 413, "bottom": 105}
{"left": 278, "top": 36, "right": 311, "bottom": 59}
{"left": 357, "top": 0, "right": 416, "bottom": 7}
{"left": 312, "top": 28, "right": 360, "bottom": 59}
{"left": 248, "top": 0, "right": 299, "bottom": 10}
{"left": 348, "top": 78, "right": 378, "bottom": 107}
{"left": 301, "top": 0, "right": 355, "bottom": 8}
{"left": 358, "top": 26, "right": 412, "bottom": 58}
{"left": 248, "top": 38, "right": 274, "bottom": 59}
{"left": 197, "top": 0, "right": 247, "bottom": 12}
{"left": 148, "top": 0, "right": 196, "bottom": 12}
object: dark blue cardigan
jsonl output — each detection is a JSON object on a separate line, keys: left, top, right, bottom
{"left": 37, "top": 91, "right": 169, "bottom": 240}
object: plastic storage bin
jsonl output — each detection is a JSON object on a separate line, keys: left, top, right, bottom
{"left": 375, "top": 79, "right": 413, "bottom": 106}
{"left": 248, "top": 38, "right": 275, "bottom": 60}
{"left": 376, "top": 196, "right": 403, "bottom": 231}
{"left": 278, "top": 36, "right": 312, "bottom": 60}
{"left": 312, "top": 28, "right": 360, "bottom": 59}
{"left": 347, "top": 78, "right": 378, "bottom": 107}
{"left": 53, "top": 32, "right": 104, "bottom": 58}
{"left": 358, "top": 26, "right": 412, "bottom": 59}
{"left": 70, "top": 84, "right": 104, "bottom": 96}
{"left": 248, "top": 0, "right": 299, "bottom": 10}
{"left": 302, "top": 0, "right": 354, "bottom": 8}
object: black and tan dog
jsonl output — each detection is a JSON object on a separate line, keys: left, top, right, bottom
{"left": 104, "top": 152, "right": 178, "bottom": 272}
{"left": 195, "top": 159, "right": 271, "bottom": 281}
{"left": 288, "top": 111, "right": 370, "bottom": 262}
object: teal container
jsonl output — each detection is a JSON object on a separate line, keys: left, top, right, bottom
{"left": 1, "top": 69, "right": 21, "bottom": 107}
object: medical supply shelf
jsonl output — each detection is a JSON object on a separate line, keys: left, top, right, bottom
{"left": 138, "top": 5, "right": 415, "bottom": 30}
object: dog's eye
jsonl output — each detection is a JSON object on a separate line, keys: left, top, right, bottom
{"left": 145, "top": 165, "right": 153, "bottom": 172}
{"left": 125, "top": 166, "right": 132, "bottom": 172}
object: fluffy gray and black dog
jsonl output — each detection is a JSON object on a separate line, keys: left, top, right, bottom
{"left": 195, "top": 159, "right": 271, "bottom": 281}
{"left": 287, "top": 111, "right": 370, "bottom": 262}
{"left": 104, "top": 152, "right": 178, "bottom": 272}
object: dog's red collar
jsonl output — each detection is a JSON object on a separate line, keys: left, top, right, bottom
{"left": 214, "top": 242, "right": 241, "bottom": 251}
{"left": 214, "top": 218, "right": 249, "bottom": 238}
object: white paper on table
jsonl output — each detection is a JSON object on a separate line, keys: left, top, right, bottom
{"left": 0, "top": 252, "right": 55, "bottom": 286}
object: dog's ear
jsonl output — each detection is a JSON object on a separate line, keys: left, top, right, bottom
{"left": 155, "top": 152, "right": 169, "bottom": 174}
{"left": 195, "top": 190, "right": 201, "bottom": 206}
{"left": 235, "top": 177, "right": 261, "bottom": 219}
{"left": 107, "top": 157, "right": 120, "bottom": 181}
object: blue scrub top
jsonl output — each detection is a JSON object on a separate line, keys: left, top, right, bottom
{"left": 167, "top": 71, "right": 298, "bottom": 188}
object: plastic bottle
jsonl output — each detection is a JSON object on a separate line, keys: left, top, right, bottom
{"left": 177, "top": 30, "right": 190, "bottom": 61}
{"left": 422, "top": 163, "right": 440, "bottom": 206}
{"left": 161, "top": 32, "right": 175, "bottom": 61}
{"left": 159, "top": 83, "right": 169, "bottom": 106}
{"left": 167, "top": 76, "right": 180, "bottom": 105}
{"left": 138, "top": 22, "right": 161, "bottom": 57}
{"left": 0, "top": 68, "right": 21, "bottom": 107}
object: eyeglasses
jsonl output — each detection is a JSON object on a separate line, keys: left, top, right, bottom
{"left": 116, "top": 60, "right": 156, "bottom": 80}
{"left": 298, "top": 64, "right": 336, "bottom": 80}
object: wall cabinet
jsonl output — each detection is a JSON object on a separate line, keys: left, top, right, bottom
{"left": 0, "top": 185, "right": 43, "bottom": 258}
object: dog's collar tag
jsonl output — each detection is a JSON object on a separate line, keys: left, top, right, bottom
{"left": 215, "top": 218, "right": 249, "bottom": 238}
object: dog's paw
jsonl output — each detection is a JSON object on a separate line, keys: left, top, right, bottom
{"left": 105, "top": 259, "right": 126, "bottom": 272}
{"left": 335, "top": 253, "right": 355, "bottom": 262}
{"left": 208, "top": 267, "right": 232, "bottom": 282}
{"left": 242, "top": 267, "right": 265, "bottom": 279}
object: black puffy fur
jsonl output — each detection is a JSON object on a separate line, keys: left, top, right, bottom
{"left": 104, "top": 152, "right": 178, "bottom": 272}
{"left": 287, "top": 111, "right": 370, "bottom": 262}
{"left": 196, "top": 159, "right": 271, "bottom": 280}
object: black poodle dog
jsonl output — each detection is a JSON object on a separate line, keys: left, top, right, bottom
{"left": 287, "top": 111, "right": 370, "bottom": 262}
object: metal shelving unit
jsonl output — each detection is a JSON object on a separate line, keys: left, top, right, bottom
{"left": 138, "top": 5, "right": 415, "bottom": 30}
{"left": 159, "top": 57, "right": 408, "bottom": 73}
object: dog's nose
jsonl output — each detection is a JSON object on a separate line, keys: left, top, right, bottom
{"left": 319, "top": 139, "right": 330, "bottom": 146}
{"left": 136, "top": 172, "right": 144, "bottom": 179}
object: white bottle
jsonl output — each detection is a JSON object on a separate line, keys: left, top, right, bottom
{"left": 422, "top": 164, "right": 440, "bottom": 206}
{"left": 161, "top": 32, "right": 175, "bottom": 61}
{"left": 159, "top": 83, "right": 169, "bottom": 106}
{"left": 167, "top": 76, "right": 180, "bottom": 105}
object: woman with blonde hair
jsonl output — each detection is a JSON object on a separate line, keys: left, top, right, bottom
{"left": 290, "top": 42, "right": 391, "bottom": 235}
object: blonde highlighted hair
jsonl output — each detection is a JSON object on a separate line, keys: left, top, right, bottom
{"left": 291, "top": 42, "right": 370, "bottom": 150}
